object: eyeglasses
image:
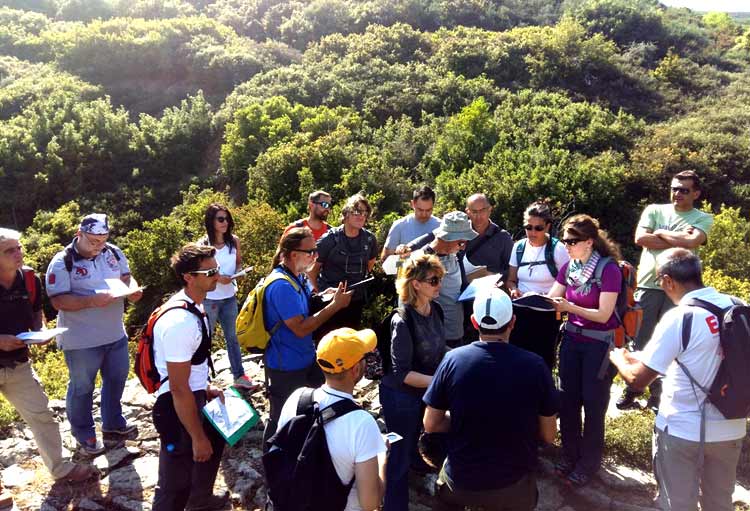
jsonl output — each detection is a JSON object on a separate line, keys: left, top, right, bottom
{"left": 467, "top": 207, "right": 489, "bottom": 215}
{"left": 671, "top": 186, "right": 691, "bottom": 195}
{"left": 456, "top": 240, "right": 467, "bottom": 248}
{"left": 292, "top": 248, "right": 318, "bottom": 255}
{"left": 189, "top": 267, "right": 220, "bottom": 277}
{"left": 83, "top": 232, "right": 108, "bottom": 246}
{"left": 313, "top": 201, "right": 331, "bottom": 209}
{"left": 561, "top": 238, "right": 583, "bottom": 246}
{"left": 351, "top": 209, "right": 369, "bottom": 217}
{"left": 524, "top": 225, "right": 546, "bottom": 232}
{"left": 215, "top": 216, "right": 228, "bottom": 223}
{"left": 420, "top": 276, "right": 442, "bottom": 286}
{"left": 655, "top": 273, "right": 669, "bottom": 286}
{"left": 2, "top": 244, "right": 22, "bottom": 255}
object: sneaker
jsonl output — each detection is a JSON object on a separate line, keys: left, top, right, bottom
{"left": 77, "top": 437, "right": 106, "bottom": 457}
{"left": 615, "top": 389, "right": 641, "bottom": 410}
{"left": 185, "top": 491, "right": 230, "bottom": 511}
{"left": 646, "top": 394, "right": 660, "bottom": 414}
{"left": 60, "top": 463, "right": 98, "bottom": 483}
{"left": 102, "top": 422, "right": 138, "bottom": 437}
{"left": 232, "top": 375, "right": 261, "bottom": 392}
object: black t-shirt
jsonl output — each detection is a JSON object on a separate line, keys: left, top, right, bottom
{"left": 0, "top": 270, "right": 42, "bottom": 365}
{"left": 423, "top": 341, "right": 558, "bottom": 491}
{"left": 316, "top": 226, "right": 378, "bottom": 301}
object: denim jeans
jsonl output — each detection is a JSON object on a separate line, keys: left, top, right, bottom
{"left": 379, "top": 383, "right": 424, "bottom": 511}
{"left": 204, "top": 296, "right": 244, "bottom": 379}
{"left": 558, "top": 333, "right": 615, "bottom": 476}
{"left": 64, "top": 335, "right": 129, "bottom": 442}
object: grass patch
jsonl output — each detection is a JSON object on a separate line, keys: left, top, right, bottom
{"left": 605, "top": 409, "right": 653, "bottom": 470}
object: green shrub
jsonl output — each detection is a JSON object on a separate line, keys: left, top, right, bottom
{"left": 604, "top": 410, "right": 653, "bottom": 469}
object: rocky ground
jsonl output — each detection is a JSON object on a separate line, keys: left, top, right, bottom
{"left": 2, "top": 351, "right": 749, "bottom": 510}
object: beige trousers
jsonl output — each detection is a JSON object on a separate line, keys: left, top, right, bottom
{"left": 0, "top": 361, "right": 74, "bottom": 479}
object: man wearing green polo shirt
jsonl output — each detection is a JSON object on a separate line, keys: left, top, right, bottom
{"left": 617, "top": 170, "right": 713, "bottom": 411}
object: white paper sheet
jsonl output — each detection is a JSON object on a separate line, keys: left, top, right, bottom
{"left": 17, "top": 327, "right": 68, "bottom": 344}
{"left": 96, "top": 278, "right": 144, "bottom": 298}
{"left": 458, "top": 274, "right": 504, "bottom": 302}
{"left": 203, "top": 390, "right": 256, "bottom": 439}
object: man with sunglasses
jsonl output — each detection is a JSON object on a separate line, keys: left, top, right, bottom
{"left": 464, "top": 194, "right": 513, "bottom": 276}
{"left": 151, "top": 243, "right": 229, "bottom": 511}
{"left": 45, "top": 214, "right": 143, "bottom": 456}
{"left": 285, "top": 190, "right": 332, "bottom": 241}
{"left": 617, "top": 170, "right": 714, "bottom": 411}
{"left": 382, "top": 186, "right": 440, "bottom": 259}
{"left": 0, "top": 228, "right": 96, "bottom": 507}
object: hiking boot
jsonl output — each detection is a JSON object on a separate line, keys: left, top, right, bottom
{"left": 615, "top": 389, "right": 641, "bottom": 410}
{"left": 0, "top": 489, "right": 13, "bottom": 510}
{"left": 77, "top": 437, "right": 106, "bottom": 457}
{"left": 102, "top": 422, "right": 138, "bottom": 437}
{"left": 232, "top": 375, "right": 261, "bottom": 392}
{"left": 59, "top": 463, "right": 98, "bottom": 483}
{"left": 646, "top": 394, "right": 660, "bottom": 414}
{"left": 185, "top": 491, "right": 230, "bottom": 511}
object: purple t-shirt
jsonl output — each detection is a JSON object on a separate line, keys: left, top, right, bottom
{"left": 556, "top": 260, "right": 621, "bottom": 341}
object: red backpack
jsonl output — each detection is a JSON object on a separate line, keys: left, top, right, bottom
{"left": 21, "top": 266, "right": 37, "bottom": 306}
{"left": 134, "top": 300, "right": 210, "bottom": 393}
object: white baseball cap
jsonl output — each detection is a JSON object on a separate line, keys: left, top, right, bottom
{"left": 472, "top": 288, "right": 513, "bottom": 330}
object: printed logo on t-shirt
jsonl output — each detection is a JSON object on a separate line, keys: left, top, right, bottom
{"left": 49, "top": 274, "right": 56, "bottom": 285}
{"left": 73, "top": 266, "right": 90, "bottom": 279}
{"left": 106, "top": 252, "right": 119, "bottom": 270}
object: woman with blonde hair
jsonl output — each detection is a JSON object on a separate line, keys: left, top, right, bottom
{"left": 548, "top": 214, "right": 622, "bottom": 487}
{"left": 380, "top": 253, "right": 447, "bottom": 511}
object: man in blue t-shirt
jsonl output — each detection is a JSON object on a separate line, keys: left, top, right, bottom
{"left": 423, "top": 288, "right": 558, "bottom": 511}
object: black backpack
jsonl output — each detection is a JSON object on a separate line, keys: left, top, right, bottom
{"left": 263, "top": 388, "right": 361, "bottom": 511}
{"left": 679, "top": 297, "right": 750, "bottom": 420}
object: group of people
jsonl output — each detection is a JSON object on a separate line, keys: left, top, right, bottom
{"left": 0, "top": 168, "right": 742, "bottom": 511}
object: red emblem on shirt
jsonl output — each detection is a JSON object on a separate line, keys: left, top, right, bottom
{"left": 49, "top": 274, "right": 56, "bottom": 285}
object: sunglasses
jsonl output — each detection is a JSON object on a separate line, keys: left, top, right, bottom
{"left": 655, "top": 273, "right": 669, "bottom": 286}
{"left": 420, "top": 276, "right": 442, "bottom": 286}
{"left": 292, "top": 248, "right": 318, "bottom": 255}
{"left": 671, "top": 186, "right": 691, "bottom": 195}
{"left": 313, "top": 201, "right": 332, "bottom": 209}
{"left": 189, "top": 267, "right": 220, "bottom": 277}
{"left": 561, "top": 238, "right": 584, "bottom": 246}
{"left": 524, "top": 224, "right": 546, "bottom": 232}
{"left": 215, "top": 216, "right": 228, "bottom": 223}
{"left": 351, "top": 209, "right": 369, "bottom": 217}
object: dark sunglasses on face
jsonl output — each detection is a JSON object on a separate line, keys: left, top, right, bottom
{"left": 189, "top": 267, "right": 220, "bottom": 277}
{"left": 215, "top": 216, "right": 228, "bottom": 223}
{"left": 351, "top": 209, "right": 369, "bottom": 217}
{"left": 524, "top": 224, "right": 546, "bottom": 232}
{"left": 671, "top": 186, "right": 691, "bottom": 195}
{"left": 314, "top": 201, "right": 332, "bottom": 209}
{"left": 561, "top": 238, "right": 583, "bottom": 246}
{"left": 420, "top": 276, "right": 442, "bottom": 286}
{"left": 292, "top": 248, "right": 318, "bottom": 255}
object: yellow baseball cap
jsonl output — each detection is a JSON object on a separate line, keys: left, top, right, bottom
{"left": 316, "top": 327, "right": 377, "bottom": 373}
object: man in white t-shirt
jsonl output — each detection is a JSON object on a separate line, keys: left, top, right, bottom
{"left": 276, "top": 327, "right": 388, "bottom": 511}
{"left": 151, "top": 243, "right": 228, "bottom": 511}
{"left": 610, "top": 248, "right": 745, "bottom": 511}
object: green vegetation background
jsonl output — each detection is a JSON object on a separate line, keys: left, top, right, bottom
{"left": 1, "top": 0, "right": 750, "bottom": 471}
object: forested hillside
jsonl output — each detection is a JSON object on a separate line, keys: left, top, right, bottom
{"left": 1, "top": 0, "right": 750, "bottom": 333}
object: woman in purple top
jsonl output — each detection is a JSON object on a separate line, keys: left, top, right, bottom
{"left": 547, "top": 214, "right": 622, "bottom": 487}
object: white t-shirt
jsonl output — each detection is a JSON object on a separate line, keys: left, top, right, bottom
{"left": 153, "top": 290, "right": 210, "bottom": 397}
{"left": 639, "top": 287, "right": 746, "bottom": 442}
{"left": 277, "top": 385, "right": 386, "bottom": 511}
{"left": 508, "top": 238, "right": 570, "bottom": 294}
{"left": 206, "top": 243, "right": 238, "bottom": 300}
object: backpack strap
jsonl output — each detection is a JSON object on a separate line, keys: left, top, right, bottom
{"left": 148, "top": 301, "right": 207, "bottom": 387}
{"left": 546, "top": 237, "right": 559, "bottom": 278}
{"left": 63, "top": 242, "right": 121, "bottom": 272}
{"left": 21, "top": 267, "right": 37, "bottom": 307}
{"left": 320, "top": 398, "right": 360, "bottom": 423}
{"left": 296, "top": 387, "right": 317, "bottom": 416}
{"left": 265, "top": 268, "right": 303, "bottom": 337}
{"left": 681, "top": 298, "right": 727, "bottom": 350}
{"left": 515, "top": 240, "right": 526, "bottom": 267}
{"left": 591, "top": 256, "right": 612, "bottom": 287}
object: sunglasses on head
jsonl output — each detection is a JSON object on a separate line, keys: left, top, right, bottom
{"left": 313, "top": 201, "right": 332, "bottom": 209}
{"left": 292, "top": 248, "right": 318, "bottom": 255}
{"left": 524, "top": 224, "right": 546, "bottom": 232}
{"left": 671, "top": 186, "right": 691, "bottom": 195}
{"left": 189, "top": 267, "right": 220, "bottom": 277}
{"left": 215, "top": 216, "right": 228, "bottom": 223}
{"left": 420, "top": 276, "right": 442, "bottom": 286}
{"left": 561, "top": 238, "right": 584, "bottom": 246}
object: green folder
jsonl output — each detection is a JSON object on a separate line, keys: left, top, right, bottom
{"left": 202, "top": 387, "right": 260, "bottom": 446}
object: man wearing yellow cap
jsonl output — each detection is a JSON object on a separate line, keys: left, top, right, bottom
{"left": 275, "top": 328, "right": 388, "bottom": 511}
